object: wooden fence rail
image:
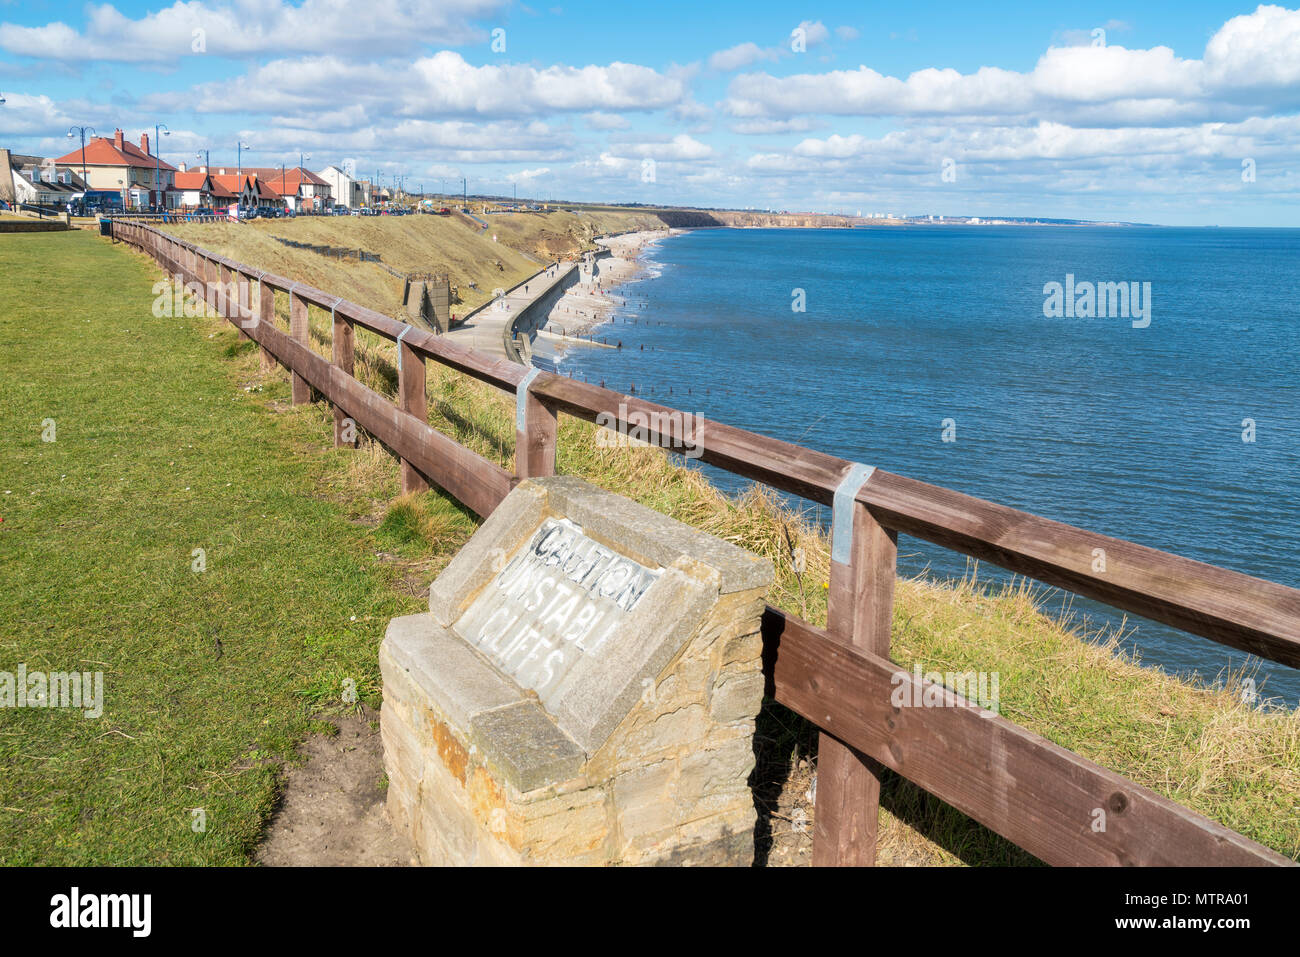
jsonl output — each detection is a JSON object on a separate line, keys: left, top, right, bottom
{"left": 113, "top": 218, "right": 1300, "bottom": 867}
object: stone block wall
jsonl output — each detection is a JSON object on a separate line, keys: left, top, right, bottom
{"left": 380, "top": 476, "right": 773, "bottom": 866}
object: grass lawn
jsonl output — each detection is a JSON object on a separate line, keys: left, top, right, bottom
{"left": 0, "top": 230, "right": 471, "bottom": 864}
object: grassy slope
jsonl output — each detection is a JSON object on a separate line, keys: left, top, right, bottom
{"left": 162, "top": 208, "right": 662, "bottom": 319}
{"left": 0, "top": 230, "right": 473, "bottom": 863}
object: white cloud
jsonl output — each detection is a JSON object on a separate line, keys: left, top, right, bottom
{"left": 584, "top": 111, "right": 630, "bottom": 130}
{"left": 199, "top": 117, "right": 577, "bottom": 166}
{"left": 731, "top": 116, "right": 820, "bottom": 134}
{"left": 793, "top": 20, "right": 831, "bottom": 48}
{"left": 0, "top": 91, "right": 73, "bottom": 136}
{"left": 709, "top": 42, "right": 778, "bottom": 72}
{"left": 726, "top": 5, "right": 1300, "bottom": 123}
{"left": 607, "top": 133, "right": 713, "bottom": 160}
{"left": 411, "top": 52, "right": 683, "bottom": 114}
{"left": 161, "top": 51, "right": 685, "bottom": 119}
{"left": 671, "top": 98, "right": 713, "bottom": 125}
{"left": 1203, "top": 3, "right": 1300, "bottom": 88}
{"left": 0, "top": 0, "right": 505, "bottom": 62}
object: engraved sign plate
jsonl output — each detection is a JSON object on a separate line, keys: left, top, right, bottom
{"left": 452, "top": 517, "right": 662, "bottom": 701}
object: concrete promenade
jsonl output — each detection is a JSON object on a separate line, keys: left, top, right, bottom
{"left": 440, "top": 229, "right": 668, "bottom": 366}
{"left": 442, "top": 261, "right": 577, "bottom": 361}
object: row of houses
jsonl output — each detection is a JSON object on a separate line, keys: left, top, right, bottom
{"left": 2, "top": 129, "right": 396, "bottom": 213}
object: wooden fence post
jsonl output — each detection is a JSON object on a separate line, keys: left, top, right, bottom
{"left": 813, "top": 468, "right": 897, "bottom": 866}
{"left": 397, "top": 329, "right": 429, "bottom": 493}
{"left": 203, "top": 256, "right": 218, "bottom": 315}
{"left": 257, "top": 279, "right": 277, "bottom": 374}
{"left": 332, "top": 304, "right": 356, "bottom": 447}
{"left": 230, "top": 267, "right": 251, "bottom": 340}
{"left": 289, "top": 288, "right": 311, "bottom": 404}
{"left": 226, "top": 265, "right": 250, "bottom": 340}
{"left": 514, "top": 368, "right": 557, "bottom": 478}
{"left": 218, "top": 263, "right": 234, "bottom": 323}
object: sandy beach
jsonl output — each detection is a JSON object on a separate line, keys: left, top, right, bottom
{"left": 533, "top": 228, "right": 683, "bottom": 362}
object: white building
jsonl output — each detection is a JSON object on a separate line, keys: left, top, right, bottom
{"left": 316, "top": 165, "right": 369, "bottom": 209}
{"left": 9, "top": 157, "right": 86, "bottom": 207}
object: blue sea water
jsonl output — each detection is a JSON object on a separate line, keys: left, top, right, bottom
{"left": 561, "top": 225, "right": 1300, "bottom": 704}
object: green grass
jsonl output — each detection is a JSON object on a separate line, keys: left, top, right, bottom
{"left": 0, "top": 231, "right": 465, "bottom": 864}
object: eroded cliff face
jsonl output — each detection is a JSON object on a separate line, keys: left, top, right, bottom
{"left": 652, "top": 209, "right": 867, "bottom": 229}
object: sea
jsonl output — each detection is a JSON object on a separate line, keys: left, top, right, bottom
{"left": 560, "top": 225, "right": 1300, "bottom": 704}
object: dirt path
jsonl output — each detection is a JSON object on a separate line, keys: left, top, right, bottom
{"left": 256, "top": 707, "right": 415, "bottom": 866}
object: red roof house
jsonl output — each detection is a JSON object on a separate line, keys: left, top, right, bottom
{"left": 53, "top": 130, "right": 178, "bottom": 208}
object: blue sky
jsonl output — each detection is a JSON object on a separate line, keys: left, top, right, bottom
{"left": 1, "top": 1, "right": 1298, "bottom": 224}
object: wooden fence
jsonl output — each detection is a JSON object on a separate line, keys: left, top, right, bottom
{"left": 113, "top": 211, "right": 235, "bottom": 225}
{"left": 112, "top": 218, "right": 1300, "bottom": 867}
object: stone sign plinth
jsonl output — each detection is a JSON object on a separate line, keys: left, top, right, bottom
{"left": 380, "top": 476, "right": 774, "bottom": 865}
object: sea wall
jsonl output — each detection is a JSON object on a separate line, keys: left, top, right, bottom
{"left": 501, "top": 262, "right": 581, "bottom": 362}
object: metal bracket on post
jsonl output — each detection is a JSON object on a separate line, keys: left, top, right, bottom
{"left": 396, "top": 324, "right": 413, "bottom": 377}
{"left": 515, "top": 366, "right": 541, "bottom": 432}
{"left": 831, "top": 462, "right": 877, "bottom": 565}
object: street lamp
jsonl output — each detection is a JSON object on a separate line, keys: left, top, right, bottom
{"left": 297, "top": 152, "right": 310, "bottom": 210}
{"left": 67, "top": 126, "right": 96, "bottom": 193}
{"left": 152, "top": 123, "right": 170, "bottom": 211}
{"left": 194, "top": 150, "right": 211, "bottom": 210}
{"left": 236, "top": 141, "right": 251, "bottom": 209}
